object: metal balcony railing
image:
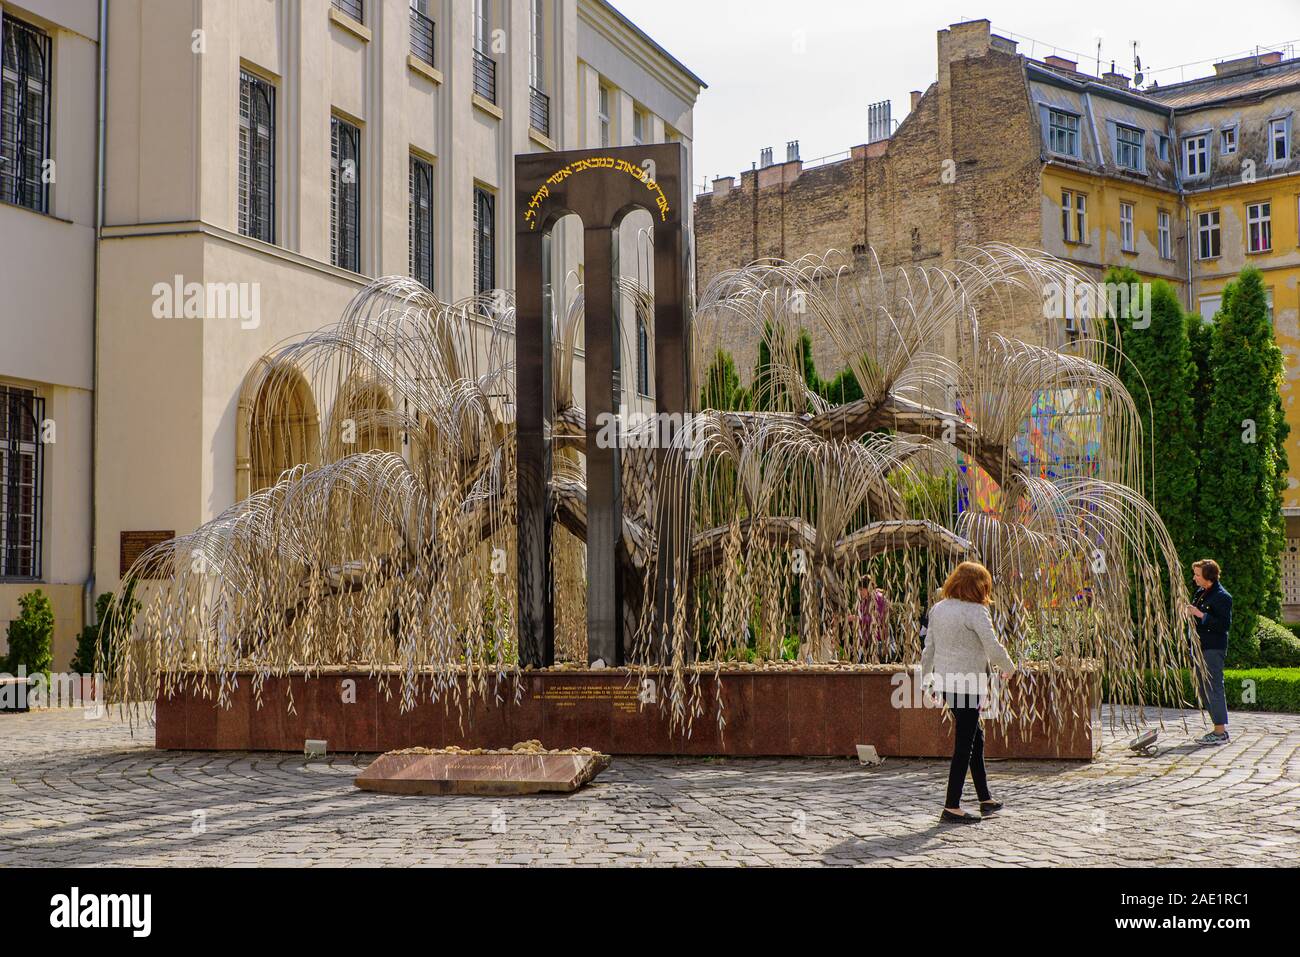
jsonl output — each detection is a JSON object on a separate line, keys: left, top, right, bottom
{"left": 473, "top": 48, "right": 497, "bottom": 104}
{"left": 409, "top": 8, "right": 435, "bottom": 66}
{"left": 529, "top": 86, "right": 550, "bottom": 137}
{"left": 332, "top": 0, "right": 363, "bottom": 23}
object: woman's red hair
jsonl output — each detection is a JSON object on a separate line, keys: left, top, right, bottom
{"left": 942, "top": 561, "right": 993, "bottom": 605}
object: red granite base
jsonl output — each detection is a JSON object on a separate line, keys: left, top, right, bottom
{"left": 155, "top": 670, "right": 1098, "bottom": 760}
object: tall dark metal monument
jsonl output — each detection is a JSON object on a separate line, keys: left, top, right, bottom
{"left": 515, "top": 143, "right": 693, "bottom": 670}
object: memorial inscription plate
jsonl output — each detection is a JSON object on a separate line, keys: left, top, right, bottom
{"left": 119, "top": 530, "right": 175, "bottom": 578}
{"left": 354, "top": 749, "right": 611, "bottom": 796}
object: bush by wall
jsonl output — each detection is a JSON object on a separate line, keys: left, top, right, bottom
{"left": 3, "top": 589, "right": 54, "bottom": 677}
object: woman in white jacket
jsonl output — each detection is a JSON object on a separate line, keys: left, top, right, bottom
{"left": 921, "top": 561, "right": 1017, "bottom": 825}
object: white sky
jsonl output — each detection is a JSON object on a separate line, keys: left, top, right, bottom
{"left": 608, "top": 0, "right": 1300, "bottom": 192}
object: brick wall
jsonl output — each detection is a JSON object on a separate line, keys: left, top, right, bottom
{"left": 694, "top": 23, "right": 1049, "bottom": 382}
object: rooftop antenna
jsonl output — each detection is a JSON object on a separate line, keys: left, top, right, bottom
{"left": 1132, "top": 41, "right": 1143, "bottom": 86}
{"left": 1093, "top": 30, "right": 1104, "bottom": 76}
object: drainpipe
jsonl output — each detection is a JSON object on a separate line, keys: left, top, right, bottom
{"left": 1170, "top": 106, "right": 1193, "bottom": 313}
{"left": 84, "top": 0, "right": 108, "bottom": 634}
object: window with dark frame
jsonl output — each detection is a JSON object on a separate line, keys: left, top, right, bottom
{"left": 0, "top": 385, "right": 43, "bottom": 580}
{"left": 0, "top": 14, "right": 52, "bottom": 214}
{"left": 472, "top": 0, "right": 496, "bottom": 103}
{"left": 473, "top": 186, "right": 495, "bottom": 296}
{"left": 331, "top": 116, "right": 361, "bottom": 272}
{"left": 238, "top": 70, "right": 275, "bottom": 243}
{"left": 409, "top": 154, "right": 434, "bottom": 290}
{"left": 332, "top": 0, "right": 364, "bottom": 23}
{"left": 528, "top": 0, "right": 549, "bottom": 136}
{"left": 409, "top": 0, "right": 435, "bottom": 67}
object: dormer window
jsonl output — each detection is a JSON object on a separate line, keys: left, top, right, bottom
{"left": 1115, "top": 125, "right": 1143, "bottom": 171}
{"left": 1048, "top": 109, "right": 1080, "bottom": 157}
{"left": 1183, "top": 134, "right": 1209, "bottom": 177}
{"left": 1270, "top": 117, "right": 1290, "bottom": 163}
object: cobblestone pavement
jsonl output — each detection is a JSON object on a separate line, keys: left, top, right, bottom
{"left": 2, "top": 706, "right": 1297, "bottom": 867}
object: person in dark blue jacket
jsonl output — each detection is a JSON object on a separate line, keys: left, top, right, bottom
{"left": 1185, "top": 559, "right": 1233, "bottom": 745}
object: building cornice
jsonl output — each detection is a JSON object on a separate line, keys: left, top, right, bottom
{"left": 100, "top": 220, "right": 371, "bottom": 287}
{"left": 578, "top": 0, "right": 706, "bottom": 105}
{"left": 1041, "top": 159, "right": 1182, "bottom": 196}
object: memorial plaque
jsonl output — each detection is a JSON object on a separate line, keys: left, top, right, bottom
{"left": 119, "top": 530, "right": 175, "bottom": 578}
{"left": 354, "top": 749, "right": 611, "bottom": 796}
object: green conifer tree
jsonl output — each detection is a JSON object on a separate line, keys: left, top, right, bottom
{"left": 1197, "top": 268, "right": 1285, "bottom": 646}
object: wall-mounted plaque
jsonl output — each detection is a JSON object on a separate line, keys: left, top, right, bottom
{"left": 119, "top": 530, "right": 175, "bottom": 578}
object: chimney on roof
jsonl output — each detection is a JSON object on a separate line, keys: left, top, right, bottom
{"left": 759, "top": 146, "right": 774, "bottom": 168}
{"left": 910, "top": 90, "right": 923, "bottom": 109}
{"left": 867, "top": 100, "right": 893, "bottom": 144}
{"left": 990, "top": 33, "right": 1018, "bottom": 55}
{"left": 1044, "top": 54, "right": 1077, "bottom": 73}
{"left": 1214, "top": 51, "right": 1285, "bottom": 77}
{"left": 711, "top": 175, "right": 735, "bottom": 196}
{"left": 786, "top": 140, "right": 801, "bottom": 163}
{"left": 1101, "top": 69, "right": 1131, "bottom": 90}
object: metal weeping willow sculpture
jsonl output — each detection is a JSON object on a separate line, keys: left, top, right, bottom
{"left": 102, "top": 158, "right": 1203, "bottom": 752}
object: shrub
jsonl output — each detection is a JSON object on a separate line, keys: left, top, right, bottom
{"left": 1257, "top": 617, "right": 1300, "bottom": 668}
{"left": 1226, "top": 624, "right": 1263, "bottom": 669}
{"left": 1225, "top": 669, "right": 1300, "bottom": 713}
{"left": 4, "top": 589, "right": 54, "bottom": 677}
{"left": 70, "top": 593, "right": 116, "bottom": 674}
{"left": 1104, "top": 667, "right": 1300, "bottom": 714}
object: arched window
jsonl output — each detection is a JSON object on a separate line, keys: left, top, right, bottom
{"left": 238, "top": 364, "right": 320, "bottom": 497}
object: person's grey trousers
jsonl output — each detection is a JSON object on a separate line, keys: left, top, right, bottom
{"left": 1199, "top": 648, "right": 1229, "bottom": 727}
